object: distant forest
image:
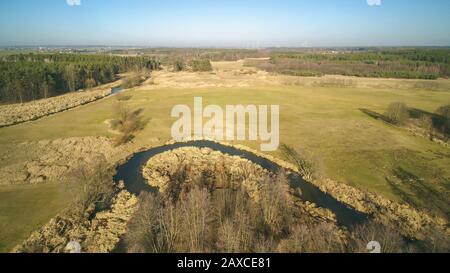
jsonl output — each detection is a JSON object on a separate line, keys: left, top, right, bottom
{"left": 109, "top": 48, "right": 268, "bottom": 63}
{"left": 247, "top": 48, "right": 450, "bottom": 79}
{"left": 0, "top": 54, "right": 160, "bottom": 103}
{"left": 1, "top": 48, "right": 449, "bottom": 103}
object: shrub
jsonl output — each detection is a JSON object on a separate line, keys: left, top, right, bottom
{"left": 112, "top": 103, "right": 146, "bottom": 146}
{"left": 116, "top": 95, "right": 132, "bottom": 101}
{"left": 436, "top": 105, "right": 450, "bottom": 134}
{"left": 437, "top": 105, "right": 450, "bottom": 118}
{"left": 173, "top": 59, "right": 186, "bottom": 72}
{"left": 122, "top": 75, "right": 144, "bottom": 89}
{"left": 418, "top": 114, "right": 434, "bottom": 139}
{"left": 413, "top": 81, "right": 440, "bottom": 91}
{"left": 280, "top": 144, "right": 320, "bottom": 180}
{"left": 190, "top": 59, "right": 213, "bottom": 72}
{"left": 385, "top": 102, "right": 409, "bottom": 125}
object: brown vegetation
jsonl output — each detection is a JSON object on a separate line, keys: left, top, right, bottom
{"left": 125, "top": 171, "right": 301, "bottom": 253}
{"left": 68, "top": 156, "right": 115, "bottom": 220}
{"left": 128, "top": 150, "right": 446, "bottom": 253}
{"left": 280, "top": 144, "right": 321, "bottom": 180}
{"left": 189, "top": 59, "right": 213, "bottom": 72}
{"left": 0, "top": 86, "right": 113, "bottom": 128}
{"left": 347, "top": 222, "right": 407, "bottom": 253}
{"left": 436, "top": 104, "right": 450, "bottom": 135}
{"left": 122, "top": 74, "right": 148, "bottom": 89}
{"left": 111, "top": 103, "right": 146, "bottom": 146}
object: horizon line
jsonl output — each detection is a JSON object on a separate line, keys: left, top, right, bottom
{"left": 2, "top": 45, "right": 450, "bottom": 50}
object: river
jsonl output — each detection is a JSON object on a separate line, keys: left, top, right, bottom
{"left": 113, "top": 140, "right": 368, "bottom": 227}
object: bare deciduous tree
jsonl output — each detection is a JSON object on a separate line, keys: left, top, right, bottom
{"left": 348, "top": 222, "right": 407, "bottom": 253}
{"left": 68, "top": 156, "right": 115, "bottom": 220}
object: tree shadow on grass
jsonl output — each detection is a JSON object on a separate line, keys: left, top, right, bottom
{"left": 386, "top": 167, "right": 449, "bottom": 220}
{"left": 360, "top": 107, "right": 449, "bottom": 137}
{"left": 409, "top": 108, "right": 449, "bottom": 136}
{"left": 359, "top": 108, "right": 391, "bottom": 124}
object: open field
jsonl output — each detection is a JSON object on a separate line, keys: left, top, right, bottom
{"left": 0, "top": 60, "right": 449, "bottom": 251}
{"left": 0, "top": 183, "right": 70, "bottom": 252}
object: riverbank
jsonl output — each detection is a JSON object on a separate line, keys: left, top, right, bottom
{"left": 0, "top": 79, "right": 123, "bottom": 128}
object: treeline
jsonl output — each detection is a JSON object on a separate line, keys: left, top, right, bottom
{"left": 110, "top": 48, "right": 267, "bottom": 63}
{"left": 247, "top": 48, "right": 450, "bottom": 80}
{"left": 0, "top": 54, "right": 160, "bottom": 103}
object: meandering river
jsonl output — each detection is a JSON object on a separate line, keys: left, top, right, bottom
{"left": 113, "top": 141, "right": 368, "bottom": 227}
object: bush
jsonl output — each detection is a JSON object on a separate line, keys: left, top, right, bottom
{"left": 116, "top": 95, "right": 132, "bottom": 101}
{"left": 122, "top": 75, "right": 145, "bottom": 89}
{"left": 280, "top": 144, "right": 320, "bottom": 180}
{"left": 385, "top": 102, "right": 409, "bottom": 125}
{"left": 418, "top": 114, "right": 434, "bottom": 138}
{"left": 436, "top": 105, "right": 450, "bottom": 134}
{"left": 190, "top": 59, "right": 213, "bottom": 72}
{"left": 112, "top": 103, "right": 146, "bottom": 146}
{"left": 437, "top": 105, "right": 450, "bottom": 118}
{"left": 173, "top": 59, "right": 186, "bottom": 72}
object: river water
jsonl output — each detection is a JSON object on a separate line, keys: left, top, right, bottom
{"left": 113, "top": 140, "right": 368, "bottom": 228}
{"left": 111, "top": 86, "right": 124, "bottom": 95}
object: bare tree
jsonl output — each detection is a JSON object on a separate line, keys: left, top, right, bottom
{"left": 348, "top": 222, "right": 407, "bottom": 253}
{"left": 180, "top": 186, "right": 213, "bottom": 252}
{"left": 277, "top": 223, "right": 345, "bottom": 253}
{"left": 258, "top": 172, "right": 293, "bottom": 237}
{"left": 112, "top": 102, "right": 146, "bottom": 146}
{"left": 68, "top": 156, "right": 115, "bottom": 220}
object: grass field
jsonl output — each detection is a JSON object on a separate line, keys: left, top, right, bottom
{"left": 0, "top": 183, "right": 70, "bottom": 252}
{"left": 0, "top": 61, "right": 449, "bottom": 251}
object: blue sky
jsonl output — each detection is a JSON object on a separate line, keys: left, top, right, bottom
{"left": 0, "top": 0, "right": 449, "bottom": 47}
